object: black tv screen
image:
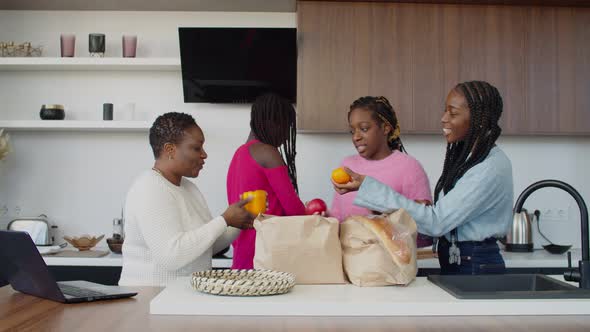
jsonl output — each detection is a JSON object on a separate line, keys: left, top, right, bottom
{"left": 179, "top": 27, "right": 297, "bottom": 103}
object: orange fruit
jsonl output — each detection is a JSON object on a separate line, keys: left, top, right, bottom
{"left": 331, "top": 167, "right": 351, "bottom": 184}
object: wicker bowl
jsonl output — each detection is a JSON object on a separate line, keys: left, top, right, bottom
{"left": 191, "top": 269, "right": 296, "bottom": 296}
{"left": 63, "top": 234, "right": 104, "bottom": 251}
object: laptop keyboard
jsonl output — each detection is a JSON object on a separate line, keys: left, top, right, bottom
{"left": 59, "top": 284, "right": 106, "bottom": 298}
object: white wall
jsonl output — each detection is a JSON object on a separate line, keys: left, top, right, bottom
{"left": 1, "top": 11, "right": 589, "bottom": 249}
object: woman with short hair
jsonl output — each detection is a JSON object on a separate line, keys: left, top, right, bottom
{"left": 119, "top": 112, "right": 254, "bottom": 286}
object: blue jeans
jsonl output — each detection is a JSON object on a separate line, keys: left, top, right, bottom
{"left": 437, "top": 237, "right": 506, "bottom": 275}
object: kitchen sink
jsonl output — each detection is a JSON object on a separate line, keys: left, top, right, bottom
{"left": 428, "top": 274, "right": 590, "bottom": 299}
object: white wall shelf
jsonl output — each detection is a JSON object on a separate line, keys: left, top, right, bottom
{"left": 0, "top": 57, "right": 180, "bottom": 71}
{"left": 0, "top": 120, "right": 151, "bottom": 131}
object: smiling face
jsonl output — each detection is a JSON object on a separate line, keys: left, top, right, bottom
{"left": 442, "top": 89, "right": 471, "bottom": 144}
{"left": 348, "top": 108, "right": 392, "bottom": 160}
{"left": 172, "top": 125, "right": 208, "bottom": 178}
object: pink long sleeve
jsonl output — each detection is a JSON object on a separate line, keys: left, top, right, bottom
{"left": 263, "top": 166, "right": 306, "bottom": 216}
{"left": 227, "top": 140, "right": 305, "bottom": 269}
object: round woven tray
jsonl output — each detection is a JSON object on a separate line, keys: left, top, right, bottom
{"left": 191, "top": 269, "right": 296, "bottom": 296}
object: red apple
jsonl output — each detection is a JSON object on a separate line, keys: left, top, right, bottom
{"left": 305, "top": 198, "right": 327, "bottom": 215}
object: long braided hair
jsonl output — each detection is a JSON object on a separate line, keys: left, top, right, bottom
{"left": 348, "top": 96, "right": 406, "bottom": 153}
{"left": 250, "top": 93, "right": 299, "bottom": 193}
{"left": 434, "top": 81, "right": 503, "bottom": 202}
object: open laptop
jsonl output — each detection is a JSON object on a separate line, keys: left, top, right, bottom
{"left": 0, "top": 230, "right": 137, "bottom": 303}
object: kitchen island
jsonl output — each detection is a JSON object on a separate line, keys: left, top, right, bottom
{"left": 1, "top": 283, "right": 589, "bottom": 331}
{"left": 150, "top": 277, "right": 590, "bottom": 316}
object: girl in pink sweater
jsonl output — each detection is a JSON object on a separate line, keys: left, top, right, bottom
{"left": 226, "top": 93, "right": 306, "bottom": 269}
{"left": 331, "top": 96, "right": 433, "bottom": 247}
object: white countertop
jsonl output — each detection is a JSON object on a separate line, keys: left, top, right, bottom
{"left": 43, "top": 247, "right": 582, "bottom": 269}
{"left": 150, "top": 276, "right": 590, "bottom": 316}
{"left": 418, "top": 248, "right": 581, "bottom": 269}
{"left": 42, "top": 247, "right": 233, "bottom": 268}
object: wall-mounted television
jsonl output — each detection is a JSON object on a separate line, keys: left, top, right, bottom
{"left": 179, "top": 27, "right": 297, "bottom": 103}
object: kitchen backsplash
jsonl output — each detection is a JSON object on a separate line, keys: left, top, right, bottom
{"left": 0, "top": 127, "right": 588, "bottom": 249}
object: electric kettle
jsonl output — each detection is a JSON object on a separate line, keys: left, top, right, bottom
{"left": 505, "top": 208, "right": 538, "bottom": 252}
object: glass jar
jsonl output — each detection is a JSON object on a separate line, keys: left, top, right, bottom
{"left": 112, "top": 218, "right": 124, "bottom": 240}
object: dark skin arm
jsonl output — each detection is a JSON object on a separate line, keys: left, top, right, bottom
{"left": 249, "top": 140, "right": 285, "bottom": 168}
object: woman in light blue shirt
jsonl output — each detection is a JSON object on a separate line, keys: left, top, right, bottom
{"left": 333, "top": 81, "right": 513, "bottom": 275}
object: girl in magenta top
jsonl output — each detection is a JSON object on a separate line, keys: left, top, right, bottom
{"left": 330, "top": 96, "right": 433, "bottom": 247}
{"left": 227, "top": 93, "right": 306, "bottom": 269}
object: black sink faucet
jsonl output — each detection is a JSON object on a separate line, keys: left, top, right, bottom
{"left": 514, "top": 179, "right": 589, "bottom": 289}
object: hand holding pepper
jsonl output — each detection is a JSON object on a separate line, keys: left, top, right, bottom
{"left": 222, "top": 198, "right": 255, "bottom": 229}
{"left": 240, "top": 190, "right": 268, "bottom": 215}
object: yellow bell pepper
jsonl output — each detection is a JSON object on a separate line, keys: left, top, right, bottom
{"left": 240, "top": 190, "right": 267, "bottom": 215}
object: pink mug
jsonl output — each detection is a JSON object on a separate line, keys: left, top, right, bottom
{"left": 60, "top": 34, "right": 75, "bottom": 57}
{"left": 122, "top": 35, "right": 137, "bottom": 58}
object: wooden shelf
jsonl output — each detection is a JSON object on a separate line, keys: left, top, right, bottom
{"left": 0, "top": 57, "right": 180, "bottom": 71}
{"left": 0, "top": 120, "right": 151, "bottom": 131}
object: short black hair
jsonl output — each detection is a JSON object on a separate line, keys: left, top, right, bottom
{"left": 149, "top": 112, "right": 198, "bottom": 158}
{"left": 434, "top": 80, "right": 503, "bottom": 202}
{"left": 250, "top": 93, "right": 299, "bottom": 193}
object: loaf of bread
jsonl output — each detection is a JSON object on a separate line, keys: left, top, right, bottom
{"left": 355, "top": 215, "right": 411, "bottom": 265}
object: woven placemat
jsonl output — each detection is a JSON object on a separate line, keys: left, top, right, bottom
{"left": 46, "top": 250, "right": 109, "bottom": 258}
{"left": 191, "top": 269, "right": 296, "bottom": 296}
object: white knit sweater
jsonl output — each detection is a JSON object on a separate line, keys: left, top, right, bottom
{"left": 118, "top": 170, "right": 239, "bottom": 286}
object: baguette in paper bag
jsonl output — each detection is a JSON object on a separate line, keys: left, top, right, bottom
{"left": 340, "top": 209, "right": 418, "bottom": 286}
{"left": 355, "top": 215, "right": 412, "bottom": 266}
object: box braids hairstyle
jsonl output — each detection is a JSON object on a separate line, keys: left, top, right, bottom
{"left": 250, "top": 93, "right": 299, "bottom": 193}
{"left": 434, "top": 80, "right": 503, "bottom": 202}
{"left": 348, "top": 96, "right": 406, "bottom": 153}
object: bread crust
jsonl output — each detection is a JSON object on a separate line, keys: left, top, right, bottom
{"left": 355, "top": 215, "right": 411, "bottom": 265}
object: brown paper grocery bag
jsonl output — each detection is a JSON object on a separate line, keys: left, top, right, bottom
{"left": 253, "top": 214, "right": 347, "bottom": 284}
{"left": 340, "top": 209, "right": 418, "bottom": 287}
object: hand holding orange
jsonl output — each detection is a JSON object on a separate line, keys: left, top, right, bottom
{"left": 331, "top": 167, "right": 352, "bottom": 184}
{"left": 332, "top": 167, "right": 365, "bottom": 195}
